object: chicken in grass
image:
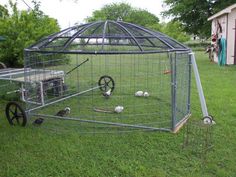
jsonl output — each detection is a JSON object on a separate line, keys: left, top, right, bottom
{"left": 135, "top": 91, "right": 143, "bottom": 97}
{"left": 56, "top": 107, "right": 71, "bottom": 117}
{"left": 143, "top": 91, "right": 150, "bottom": 97}
{"left": 102, "top": 89, "right": 112, "bottom": 98}
{"left": 33, "top": 118, "right": 44, "bottom": 125}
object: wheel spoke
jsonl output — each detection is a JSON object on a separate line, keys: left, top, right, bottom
{"left": 103, "top": 78, "right": 106, "bottom": 83}
{"left": 17, "top": 113, "right": 23, "bottom": 117}
{"left": 11, "top": 116, "right": 16, "bottom": 121}
{"left": 14, "top": 105, "right": 18, "bottom": 115}
{"left": 105, "top": 78, "right": 110, "bottom": 84}
{"left": 16, "top": 117, "right": 20, "bottom": 124}
{"left": 9, "top": 108, "right": 15, "bottom": 115}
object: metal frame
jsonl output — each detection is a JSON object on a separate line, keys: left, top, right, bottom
{"left": 0, "top": 67, "right": 107, "bottom": 109}
{"left": 1, "top": 21, "right": 209, "bottom": 132}
{"left": 27, "top": 85, "right": 102, "bottom": 112}
{"left": 25, "top": 20, "right": 190, "bottom": 54}
{"left": 189, "top": 52, "right": 209, "bottom": 117}
{"left": 30, "top": 113, "right": 171, "bottom": 132}
{"left": 2, "top": 56, "right": 208, "bottom": 132}
{"left": 0, "top": 68, "right": 66, "bottom": 105}
{"left": 170, "top": 52, "right": 177, "bottom": 130}
{"left": 24, "top": 51, "right": 195, "bottom": 132}
{"left": 2, "top": 51, "right": 208, "bottom": 132}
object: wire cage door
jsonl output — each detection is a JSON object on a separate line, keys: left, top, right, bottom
{"left": 171, "top": 52, "right": 192, "bottom": 132}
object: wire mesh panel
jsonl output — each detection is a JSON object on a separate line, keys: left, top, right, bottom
{"left": 24, "top": 52, "right": 177, "bottom": 131}
{"left": 0, "top": 67, "right": 33, "bottom": 101}
{"left": 172, "top": 52, "right": 191, "bottom": 131}
{"left": 23, "top": 50, "right": 193, "bottom": 132}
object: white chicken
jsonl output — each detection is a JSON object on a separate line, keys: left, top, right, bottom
{"left": 135, "top": 91, "right": 143, "bottom": 97}
{"left": 114, "top": 106, "right": 124, "bottom": 113}
{"left": 103, "top": 89, "right": 112, "bottom": 98}
{"left": 143, "top": 91, "right": 150, "bottom": 97}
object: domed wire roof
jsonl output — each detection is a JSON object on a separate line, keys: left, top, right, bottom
{"left": 26, "top": 20, "right": 189, "bottom": 54}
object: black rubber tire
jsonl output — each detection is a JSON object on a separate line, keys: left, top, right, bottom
{"left": 5, "top": 101, "right": 27, "bottom": 126}
{"left": 98, "top": 75, "right": 115, "bottom": 92}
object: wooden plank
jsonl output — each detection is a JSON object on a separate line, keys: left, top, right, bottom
{"left": 172, "top": 114, "right": 191, "bottom": 133}
{"left": 0, "top": 68, "right": 24, "bottom": 75}
{"left": 0, "top": 68, "right": 64, "bottom": 82}
{"left": 16, "top": 72, "right": 64, "bottom": 82}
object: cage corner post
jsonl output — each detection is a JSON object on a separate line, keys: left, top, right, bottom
{"left": 170, "top": 52, "right": 177, "bottom": 132}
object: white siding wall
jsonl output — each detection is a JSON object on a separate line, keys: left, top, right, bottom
{"left": 227, "top": 8, "right": 236, "bottom": 64}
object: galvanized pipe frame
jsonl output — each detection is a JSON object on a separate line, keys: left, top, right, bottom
{"left": 170, "top": 52, "right": 176, "bottom": 131}
{"left": 30, "top": 113, "right": 171, "bottom": 132}
{"left": 24, "top": 48, "right": 189, "bottom": 55}
{"left": 21, "top": 21, "right": 210, "bottom": 132}
{"left": 26, "top": 85, "right": 102, "bottom": 113}
{"left": 189, "top": 52, "right": 209, "bottom": 117}
{"left": 24, "top": 51, "right": 202, "bottom": 132}
{"left": 24, "top": 20, "right": 191, "bottom": 55}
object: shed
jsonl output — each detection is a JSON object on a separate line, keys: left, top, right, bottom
{"left": 208, "top": 3, "right": 236, "bottom": 65}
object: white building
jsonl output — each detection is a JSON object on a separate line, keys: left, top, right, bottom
{"left": 208, "top": 3, "right": 236, "bottom": 65}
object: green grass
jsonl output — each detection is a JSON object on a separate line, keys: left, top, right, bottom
{"left": 0, "top": 51, "right": 236, "bottom": 176}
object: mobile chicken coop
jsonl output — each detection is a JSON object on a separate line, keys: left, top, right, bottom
{"left": 3, "top": 20, "right": 211, "bottom": 132}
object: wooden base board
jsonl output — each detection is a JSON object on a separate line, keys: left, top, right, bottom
{"left": 172, "top": 114, "right": 191, "bottom": 133}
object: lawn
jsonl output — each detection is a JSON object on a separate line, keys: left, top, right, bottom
{"left": 0, "top": 51, "right": 236, "bottom": 176}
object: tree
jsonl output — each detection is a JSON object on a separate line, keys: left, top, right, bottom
{"left": 0, "top": 1, "right": 60, "bottom": 67}
{"left": 162, "top": 0, "right": 236, "bottom": 38}
{"left": 0, "top": 4, "right": 9, "bottom": 18}
{"left": 85, "top": 3, "right": 159, "bottom": 27}
{"left": 85, "top": 2, "right": 191, "bottom": 43}
{"left": 161, "top": 21, "right": 190, "bottom": 42}
{"left": 126, "top": 9, "right": 159, "bottom": 27}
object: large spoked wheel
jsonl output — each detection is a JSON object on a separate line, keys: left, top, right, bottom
{"left": 5, "top": 101, "right": 27, "bottom": 127}
{"left": 98, "top": 75, "right": 115, "bottom": 92}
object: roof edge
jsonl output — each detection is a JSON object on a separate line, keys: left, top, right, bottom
{"left": 208, "top": 3, "right": 236, "bottom": 21}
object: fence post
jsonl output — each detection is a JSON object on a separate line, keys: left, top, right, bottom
{"left": 170, "top": 52, "right": 177, "bottom": 131}
{"left": 187, "top": 54, "right": 192, "bottom": 114}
